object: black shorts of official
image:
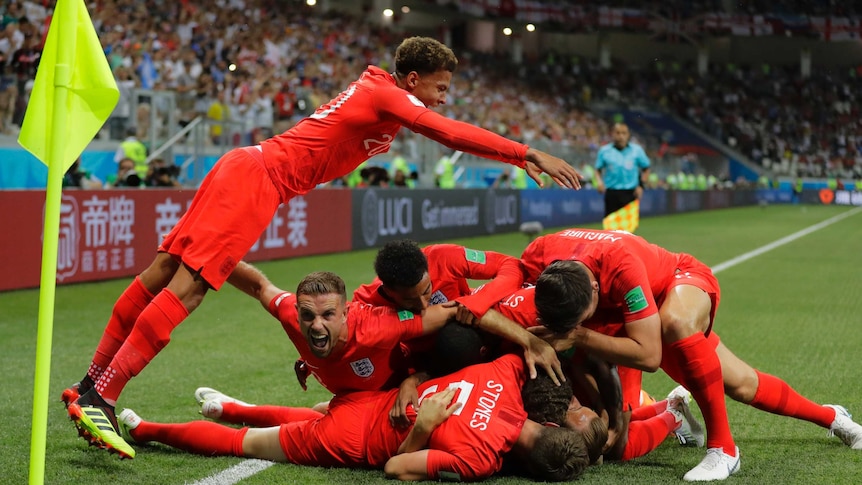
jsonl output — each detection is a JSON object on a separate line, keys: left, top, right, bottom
{"left": 604, "top": 188, "right": 637, "bottom": 216}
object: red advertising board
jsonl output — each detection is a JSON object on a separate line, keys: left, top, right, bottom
{"left": 0, "top": 189, "right": 352, "bottom": 292}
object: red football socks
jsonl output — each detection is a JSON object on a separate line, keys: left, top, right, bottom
{"left": 87, "top": 277, "right": 155, "bottom": 383}
{"left": 621, "top": 411, "right": 678, "bottom": 461}
{"left": 750, "top": 370, "right": 836, "bottom": 428}
{"left": 220, "top": 403, "right": 324, "bottom": 428}
{"left": 630, "top": 399, "right": 668, "bottom": 422}
{"left": 96, "top": 288, "right": 189, "bottom": 404}
{"left": 130, "top": 420, "right": 248, "bottom": 456}
{"left": 662, "top": 333, "right": 736, "bottom": 456}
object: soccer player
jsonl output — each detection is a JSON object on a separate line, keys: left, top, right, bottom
{"left": 353, "top": 240, "right": 524, "bottom": 317}
{"left": 521, "top": 228, "right": 862, "bottom": 480}
{"left": 62, "top": 36, "right": 582, "bottom": 457}
{"left": 117, "top": 354, "right": 589, "bottom": 482}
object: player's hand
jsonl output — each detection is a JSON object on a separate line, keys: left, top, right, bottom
{"left": 415, "top": 387, "right": 461, "bottom": 431}
{"left": 524, "top": 148, "right": 581, "bottom": 189}
{"left": 524, "top": 334, "right": 565, "bottom": 385}
{"left": 452, "top": 302, "right": 479, "bottom": 327}
{"left": 528, "top": 325, "right": 580, "bottom": 352}
{"left": 294, "top": 359, "right": 310, "bottom": 391}
{"left": 634, "top": 186, "right": 644, "bottom": 199}
{"left": 390, "top": 375, "right": 421, "bottom": 429}
{"left": 595, "top": 180, "right": 606, "bottom": 193}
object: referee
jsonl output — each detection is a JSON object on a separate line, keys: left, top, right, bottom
{"left": 594, "top": 123, "right": 651, "bottom": 217}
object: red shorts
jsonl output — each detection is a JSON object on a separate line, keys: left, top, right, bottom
{"left": 159, "top": 146, "right": 284, "bottom": 289}
{"left": 660, "top": 253, "right": 721, "bottom": 335}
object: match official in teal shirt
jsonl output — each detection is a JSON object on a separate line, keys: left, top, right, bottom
{"left": 594, "top": 123, "right": 651, "bottom": 216}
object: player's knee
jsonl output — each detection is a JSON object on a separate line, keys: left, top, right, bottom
{"left": 725, "top": 367, "right": 759, "bottom": 403}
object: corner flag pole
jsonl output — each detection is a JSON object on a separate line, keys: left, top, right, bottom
{"left": 21, "top": 0, "right": 118, "bottom": 481}
{"left": 28, "top": 4, "right": 75, "bottom": 484}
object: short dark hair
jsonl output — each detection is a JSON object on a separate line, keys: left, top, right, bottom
{"left": 581, "top": 416, "right": 609, "bottom": 465}
{"left": 374, "top": 240, "right": 428, "bottom": 289}
{"left": 428, "top": 322, "right": 486, "bottom": 377}
{"left": 526, "top": 426, "right": 590, "bottom": 481}
{"left": 521, "top": 372, "right": 573, "bottom": 425}
{"left": 535, "top": 260, "right": 593, "bottom": 333}
{"left": 394, "top": 36, "right": 458, "bottom": 77}
{"left": 296, "top": 271, "right": 346, "bottom": 300}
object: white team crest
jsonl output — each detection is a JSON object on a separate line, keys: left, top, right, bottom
{"left": 350, "top": 358, "right": 375, "bottom": 377}
{"left": 429, "top": 290, "right": 448, "bottom": 305}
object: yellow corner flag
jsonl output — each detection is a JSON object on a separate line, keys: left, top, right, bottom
{"left": 17, "top": 1, "right": 118, "bottom": 483}
{"left": 602, "top": 199, "right": 640, "bottom": 233}
{"left": 18, "top": 0, "right": 119, "bottom": 168}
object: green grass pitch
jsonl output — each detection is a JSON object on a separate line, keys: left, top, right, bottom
{"left": 3, "top": 204, "right": 862, "bottom": 484}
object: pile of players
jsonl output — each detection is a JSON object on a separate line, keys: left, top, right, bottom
{"left": 62, "top": 231, "right": 862, "bottom": 482}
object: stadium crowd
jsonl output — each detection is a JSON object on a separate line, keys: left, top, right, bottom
{"left": 2, "top": 0, "right": 862, "bottom": 188}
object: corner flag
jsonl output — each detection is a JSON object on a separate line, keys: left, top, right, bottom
{"left": 17, "top": 1, "right": 118, "bottom": 483}
{"left": 602, "top": 199, "right": 640, "bottom": 233}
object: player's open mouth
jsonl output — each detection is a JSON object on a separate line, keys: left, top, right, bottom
{"left": 309, "top": 331, "right": 329, "bottom": 350}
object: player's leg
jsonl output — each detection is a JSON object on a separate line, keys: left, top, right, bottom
{"left": 68, "top": 264, "right": 207, "bottom": 456}
{"left": 196, "top": 387, "right": 324, "bottom": 427}
{"left": 93, "top": 263, "right": 208, "bottom": 406}
{"left": 715, "top": 336, "right": 862, "bottom": 449}
{"left": 119, "top": 409, "right": 273, "bottom": 458}
{"left": 63, "top": 254, "right": 178, "bottom": 406}
{"left": 659, "top": 284, "right": 739, "bottom": 481}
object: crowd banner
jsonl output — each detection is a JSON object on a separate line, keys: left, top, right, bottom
{"left": 0, "top": 189, "right": 352, "bottom": 292}
{"left": 350, "top": 188, "right": 520, "bottom": 249}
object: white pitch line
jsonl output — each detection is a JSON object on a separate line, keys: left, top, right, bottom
{"left": 193, "top": 205, "right": 862, "bottom": 485}
{"left": 710, "top": 206, "right": 862, "bottom": 274}
{"left": 186, "top": 459, "right": 274, "bottom": 485}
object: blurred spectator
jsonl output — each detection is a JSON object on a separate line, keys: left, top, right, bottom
{"left": 114, "top": 127, "right": 148, "bottom": 179}
{"left": 104, "top": 157, "right": 143, "bottom": 188}
{"left": 145, "top": 158, "right": 182, "bottom": 187}
{"left": 63, "top": 158, "right": 103, "bottom": 189}
{"left": 206, "top": 88, "right": 230, "bottom": 145}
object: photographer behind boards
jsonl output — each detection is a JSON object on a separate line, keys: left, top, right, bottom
{"left": 145, "top": 158, "right": 182, "bottom": 187}
{"left": 105, "top": 158, "right": 143, "bottom": 188}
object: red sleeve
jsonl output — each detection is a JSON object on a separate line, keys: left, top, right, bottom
{"left": 494, "top": 287, "right": 539, "bottom": 329}
{"left": 456, "top": 251, "right": 524, "bottom": 317}
{"left": 354, "top": 304, "right": 426, "bottom": 346}
{"left": 425, "top": 450, "right": 487, "bottom": 481}
{"left": 606, "top": 252, "right": 659, "bottom": 323}
{"left": 268, "top": 291, "right": 295, "bottom": 318}
{"left": 374, "top": 90, "right": 527, "bottom": 167}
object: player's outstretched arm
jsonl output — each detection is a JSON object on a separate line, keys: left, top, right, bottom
{"left": 226, "top": 261, "right": 283, "bottom": 310}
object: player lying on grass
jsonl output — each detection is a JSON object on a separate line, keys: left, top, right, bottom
{"left": 519, "top": 229, "right": 862, "bottom": 480}
{"left": 118, "top": 354, "right": 589, "bottom": 482}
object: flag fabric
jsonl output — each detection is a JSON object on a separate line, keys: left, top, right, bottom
{"left": 603, "top": 199, "right": 640, "bottom": 233}
{"left": 18, "top": 0, "right": 118, "bottom": 170}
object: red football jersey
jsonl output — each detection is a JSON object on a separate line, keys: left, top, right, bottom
{"left": 352, "top": 244, "right": 523, "bottom": 317}
{"left": 521, "top": 229, "right": 684, "bottom": 323}
{"left": 260, "top": 66, "right": 527, "bottom": 200}
{"left": 269, "top": 292, "right": 425, "bottom": 395}
{"left": 420, "top": 353, "right": 528, "bottom": 481}
{"left": 278, "top": 354, "right": 528, "bottom": 477}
